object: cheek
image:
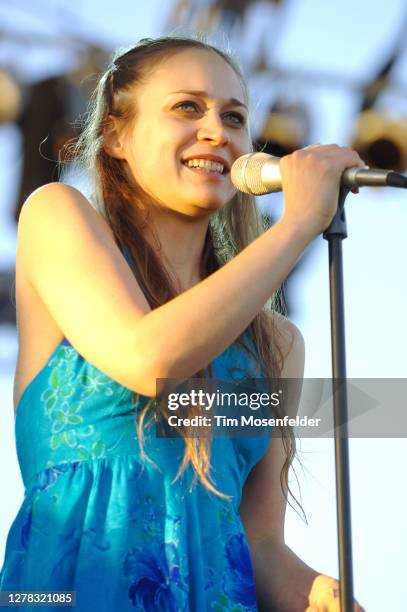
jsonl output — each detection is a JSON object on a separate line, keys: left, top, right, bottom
{"left": 131, "top": 156, "right": 179, "bottom": 199}
{"left": 126, "top": 139, "right": 164, "bottom": 178}
{"left": 236, "top": 130, "right": 252, "bottom": 154}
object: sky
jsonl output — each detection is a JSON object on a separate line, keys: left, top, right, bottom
{"left": 0, "top": 1, "right": 406, "bottom": 610}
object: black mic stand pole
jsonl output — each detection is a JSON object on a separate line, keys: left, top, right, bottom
{"left": 323, "top": 185, "right": 354, "bottom": 612}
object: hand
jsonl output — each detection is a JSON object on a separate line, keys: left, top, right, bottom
{"left": 279, "top": 144, "right": 366, "bottom": 239}
{"left": 306, "top": 574, "right": 366, "bottom": 612}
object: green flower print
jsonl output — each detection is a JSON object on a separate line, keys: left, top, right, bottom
{"left": 75, "top": 440, "right": 107, "bottom": 460}
{"left": 50, "top": 424, "right": 95, "bottom": 452}
{"left": 48, "top": 345, "right": 77, "bottom": 370}
{"left": 78, "top": 370, "right": 115, "bottom": 400}
{"left": 41, "top": 342, "right": 121, "bottom": 461}
{"left": 41, "top": 370, "right": 76, "bottom": 414}
{"left": 218, "top": 499, "right": 237, "bottom": 524}
{"left": 41, "top": 348, "right": 77, "bottom": 414}
{"left": 211, "top": 592, "right": 247, "bottom": 612}
{"left": 51, "top": 402, "right": 83, "bottom": 433}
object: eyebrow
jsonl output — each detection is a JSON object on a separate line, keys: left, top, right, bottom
{"left": 169, "top": 90, "right": 248, "bottom": 110}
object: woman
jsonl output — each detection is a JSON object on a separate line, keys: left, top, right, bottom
{"left": 1, "top": 37, "right": 365, "bottom": 611}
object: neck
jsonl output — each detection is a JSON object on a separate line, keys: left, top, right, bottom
{"left": 144, "top": 207, "right": 210, "bottom": 292}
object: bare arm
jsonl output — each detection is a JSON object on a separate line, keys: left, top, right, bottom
{"left": 18, "top": 185, "right": 308, "bottom": 397}
{"left": 239, "top": 317, "right": 364, "bottom": 612}
{"left": 239, "top": 317, "right": 316, "bottom": 611}
{"left": 19, "top": 147, "right": 364, "bottom": 397}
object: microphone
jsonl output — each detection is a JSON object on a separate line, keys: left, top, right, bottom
{"left": 231, "top": 152, "right": 407, "bottom": 195}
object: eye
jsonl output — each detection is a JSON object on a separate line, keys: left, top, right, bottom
{"left": 223, "top": 111, "right": 246, "bottom": 127}
{"left": 173, "top": 100, "right": 201, "bottom": 113}
{"left": 173, "top": 101, "right": 247, "bottom": 127}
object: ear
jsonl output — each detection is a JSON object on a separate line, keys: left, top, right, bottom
{"left": 103, "top": 115, "right": 127, "bottom": 159}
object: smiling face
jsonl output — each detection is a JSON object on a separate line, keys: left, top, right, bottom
{"left": 113, "top": 48, "right": 251, "bottom": 217}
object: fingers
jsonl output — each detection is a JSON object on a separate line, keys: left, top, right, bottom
{"left": 302, "top": 144, "right": 365, "bottom": 196}
{"left": 278, "top": 143, "right": 367, "bottom": 238}
{"left": 280, "top": 144, "right": 365, "bottom": 192}
{"left": 307, "top": 574, "right": 366, "bottom": 612}
{"left": 306, "top": 599, "right": 364, "bottom": 612}
{"left": 299, "top": 143, "right": 366, "bottom": 167}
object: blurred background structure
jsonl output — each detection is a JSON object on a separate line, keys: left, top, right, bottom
{"left": 1, "top": 1, "right": 407, "bottom": 610}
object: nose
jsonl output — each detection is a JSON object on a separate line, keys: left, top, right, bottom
{"left": 196, "top": 110, "right": 229, "bottom": 146}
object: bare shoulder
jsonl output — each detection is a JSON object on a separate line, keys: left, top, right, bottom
{"left": 17, "top": 181, "right": 122, "bottom": 284}
{"left": 22, "top": 181, "right": 87, "bottom": 205}
{"left": 19, "top": 182, "right": 106, "bottom": 228}
{"left": 268, "top": 311, "right": 305, "bottom": 378}
{"left": 15, "top": 181, "right": 154, "bottom": 396}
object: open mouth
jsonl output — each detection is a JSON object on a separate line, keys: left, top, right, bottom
{"left": 182, "top": 158, "right": 228, "bottom": 175}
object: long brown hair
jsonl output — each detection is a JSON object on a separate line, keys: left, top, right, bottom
{"left": 69, "top": 36, "right": 301, "bottom": 513}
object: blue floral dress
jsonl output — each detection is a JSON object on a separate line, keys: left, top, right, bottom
{"left": 0, "top": 336, "right": 271, "bottom": 611}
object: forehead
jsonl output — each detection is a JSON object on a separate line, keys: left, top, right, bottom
{"left": 140, "top": 48, "right": 246, "bottom": 103}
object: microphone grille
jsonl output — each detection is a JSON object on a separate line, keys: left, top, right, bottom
{"left": 231, "top": 152, "right": 272, "bottom": 195}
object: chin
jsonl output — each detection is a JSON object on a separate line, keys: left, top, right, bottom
{"left": 197, "top": 200, "right": 227, "bottom": 215}
{"left": 173, "top": 190, "right": 234, "bottom": 217}
{"left": 194, "top": 191, "right": 233, "bottom": 210}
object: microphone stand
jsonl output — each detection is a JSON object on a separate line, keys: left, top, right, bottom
{"left": 322, "top": 185, "right": 354, "bottom": 612}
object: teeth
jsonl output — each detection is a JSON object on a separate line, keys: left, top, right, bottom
{"left": 184, "top": 158, "right": 224, "bottom": 173}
